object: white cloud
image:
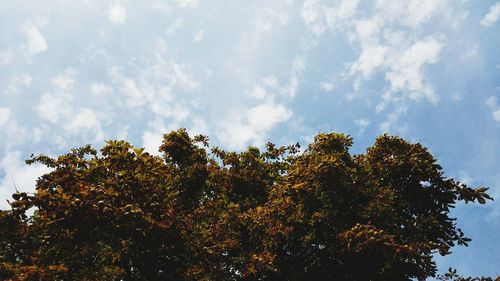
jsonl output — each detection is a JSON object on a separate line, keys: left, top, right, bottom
{"left": 375, "top": 0, "right": 445, "bottom": 28}
{"left": 36, "top": 92, "right": 72, "bottom": 123}
{"left": 219, "top": 100, "right": 292, "bottom": 149}
{"left": 176, "top": 0, "right": 199, "bottom": 8}
{"left": 1, "top": 120, "right": 30, "bottom": 150}
{"left": 325, "top": 0, "right": 359, "bottom": 30}
{"left": 493, "top": 109, "right": 500, "bottom": 122}
{"left": 14, "top": 73, "right": 32, "bottom": 87}
{"left": 122, "top": 78, "right": 147, "bottom": 107}
{"left": 379, "top": 105, "right": 409, "bottom": 134}
{"left": 355, "top": 118, "right": 370, "bottom": 128}
{"left": 51, "top": 68, "right": 77, "bottom": 90}
{"left": 0, "top": 107, "right": 10, "bottom": 127}
{"left": 116, "top": 125, "right": 130, "bottom": 140}
{"left": 480, "top": 2, "right": 500, "bottom": 27}
{"left": 350, "top": 44, "right": 388, "bottom": 78}
{"left": 455, "top": 171, "right": 473, "bottom": 186}
{"left": 485, "top": 96, "right": 500, "bottom": 123}
{"left": 36, "top": 69, "right": 78, "bottom": 123}
{"left": 405, "top": 0, "right": 445, "bottom": 27}
{"left": 34, "top": 69, "right": 106, "bottom": 143}
{"left": 108, "top": 1, "right": 127, "bottom": 25}
{"left": 90, "top": 83, "right": 113, "bottom": 96}
{"left": 187, "top": 116, "right": 208, "bottom": 136}
{"left": 375, "top": 0, "right": 405, "bottom": 20}
{"left": 108, "top": 41, "right": 200, "bottom": 122}
{"left": 151, "top": 102, "right": 190, "bottom": 123}
{"left": 22, "top": 23, "right": 47, "bottom": 56}
{"left": 301, "top": 0, "right": 327, "bottom": 35}
{"left": 283, "top": 57, "right": 305, "bottom": 98}
{"left": 32, "top": 128, "right": 43, "bottom": 144}
{"left": 6, "top": 73, "right": 32, "bottom": 95}
{"left": 152, "top": 2, "right": 172, "bottom": 12}
{"left": 247, "top": 85, "right": 268, "bottom": 100}
{"left": 194, "top": 30, "right": 204, "bottom": 42}
{"left": 354, "top": 17, "right": 382, "bottom": 44}
{"left": 350, "top": 16, "right": 443, "bottom": 109}
{"left": 221, "top": 125, "right": 258, "bottom": 150}
{"left": 320, "top": 81, "right": 334, "bottom": 92}
{"left": 109, "top": 67, "right": 155, "bottom": 108}
{"left": 37, "top": 97, "right": 106, "bottom": 144}
{"left": 486, "top": 96, "right": 498, "bottom": 108}
{"left": 247, "top": 102, "right": 291, "bottom": 131}
{"left": 166, "top": 18, "right": 184, "bottom": 36}
{"left": 462, "top": 44, "right": 479, "bottom": 59}
{"left": 142, "top": 131, "right": 163, "bottom": 155}
{"left": 349, "top": 18, "right": 387, "bottom": 78}
{"left": 170, "top": 62, "right": 199, "bottom": 91}
{"left": 226, "top": 2, "right": 295, "bottom": 85}
{"left": 451, "top": 93, "right": 463, "bottom": 103}
{"left": 383, "top": 30, "right": 406, "bottom": 46}
{"left": 256, "top": 19, "right": 273, "bottom": 33}
{"left": 486, "top": 175, "right": 500, "bottom": 221}
{"left": 0, "top": 48, "right": 13, "bottom": 65}
{"left": 349, "top": 0, "right": 451, "bottom": 133}
{"left": 355, "top": 118, "right": 370, "bottom": 134}
{"left": 142, "top": 118, "right": 169, "bottom": 155}
{"left": 0, "top": 151, "right": 52, "bottom": 210}
{"left": 385, "top": 37, "right": 442, "bottom": 103}
{"left": 262, "top": 75, "right": 278, "bottom": 88}
{"left": 345, "top": 0, "right": 446, "bottom": 112}
{"left": 64, "top": 108, "right": 105, "bottom": 142}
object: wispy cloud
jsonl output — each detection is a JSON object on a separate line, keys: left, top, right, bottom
{"left": 320, "top": 81, "right": 334, "bottom": 93}
{"left": 22, "top": 23, "right": 47, "bottom": 56}
{"left": 176, "top": 0, "right": 199, "bottom": 8}
{"left": 108, "top": 1, "right": 127, "bottom": 25}
{"left": 486, "top": 96, "right": 500, "bottom": 123}
{"left": 284, "top": 57, "right": 305, "bottom": 98}
{"left": 0, "top": 107, "right": 10, "bottom": 127}
{"left": 219, "top": 79, "right": 293, "bottom": 149}
{"left": 480, "top": 2, "right": 500, "bottom": 27}
{"left": 193, "top": 30, "right": 204, "bottom": 42}
{"left": 0, "top": 48, "right": 14, "bottom": 65}
{"left": 219, "top": 100, "right": 292, "bottom": 149}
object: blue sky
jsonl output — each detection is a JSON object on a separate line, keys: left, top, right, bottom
{"left": 1, "top": 0, "right": 499, "bottom": 277}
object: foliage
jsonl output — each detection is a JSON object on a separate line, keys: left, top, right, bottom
{"left": 437, "top": 268, "right": 500, "bottom": 281}
{"left": 0, "top": 129, "right": 495, "bottom": 280}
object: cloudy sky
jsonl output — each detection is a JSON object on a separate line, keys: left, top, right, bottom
{"left": 1, "top": 0, "right": 499, "bottom": 277}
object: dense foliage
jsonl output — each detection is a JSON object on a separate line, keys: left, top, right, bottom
{"left": 0, "top": 129, "right": 495, "bottom": 280}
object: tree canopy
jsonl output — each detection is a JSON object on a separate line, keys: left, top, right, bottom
{"left": 0, "top": 129, "right": 495, "bottom": 280}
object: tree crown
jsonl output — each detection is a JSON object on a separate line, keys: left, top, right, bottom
{"left": 0, "top": 129, "right": 494, "bottom": 280}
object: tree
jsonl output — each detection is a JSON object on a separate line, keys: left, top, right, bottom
{"left": 0, "top": 129, "right": 495, "bottom": 280}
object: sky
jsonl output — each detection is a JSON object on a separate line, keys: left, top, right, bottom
{"left": 0, "top": 0, "right": 499, "bottom": 277}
